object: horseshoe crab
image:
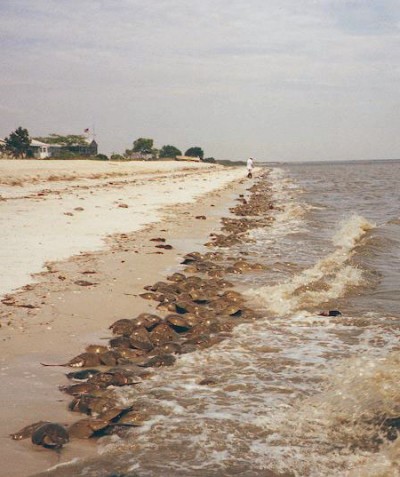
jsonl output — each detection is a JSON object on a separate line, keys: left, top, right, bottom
{"left": 109, "top": 318, "right": 135, "bottom": 336}
{"left": 131, "top": 313, "right": 162, "bottom": 330}
{"left": 129, "top": 327, "right": 153, "bottom": 352}
{"left": 151, "top": 341, "right": 182, "bottom": 355}
{"left": 139, "top": 292, "right": 158, "bottom": 301}
{"left": 85, "top": 344, "right": 109, "bottom": 354}
{"left": 68, "top": 419, "right": 107, "bottom": 439}
{"left": 165, "top": 313, "right": 195, "bottom": 332}
{"left": 138, "top": 354, "right": 176, "bottom": 368}
{"left": 150, "top": 323, "right": 178, "bottom": 346}
{"left": 220, "top": 290, "right": 244, "bottom": 302}
{"left": 203, "top": 252, "right": 223, "bottom": 261}
{"left": 221, "top": 304, "right": 243, "bottom": 318}
{"left": 233, "top": 260, "right": 253, "bottom": 271}
{"left": 183, "top": 333, "right": 212, "bottom": 348}
{"left": 173, "top": 301, "right": 195, "bottom": 314}
{"left": 167, "top": 272, "right": 186, "bottom": 282}
{"left": 59, "top": 382, "right": 101, "bottom": 396}
{"left": 207, "top": 269, "right": 225, "bottom": 278}
{"left": 31, "top": 423, "right": 69, "bottom": 449}
{"left": 99, "top": 350, "right": 120, "bottom": 366}
{"left": 87, "top": 371, "right": 140, "bottom": 387}
{"left": 188, "top": 290, "right": 211, "bottom": 304}
{"left": 109, "top": 336, "right": 132, "bottom": 349}
{"left": 41, "top": 352, "right": 101, "bottom": 368}
{"left": 69, "top": 394, "right": 119, "bottom": 415}
{"left": 225, "top": 265, "right": 242, "bottom": 274}
{"left": 181, "top": 252, "right": 202, "bottom": 264}
{"left": 145, "top": 281, "right": 180, "bottom": 294}
{"left": 10, "top": 421, "right": 49, "bottom": 441}
{"left": 115, "top": 348, "right": 147, "bottom": 361}
{"left": 66, "top": 369, "right": 101, "bottom": 381}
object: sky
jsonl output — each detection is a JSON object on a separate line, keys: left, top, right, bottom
{"left": 1, "top": 0, "right": 400, "bottom": 162}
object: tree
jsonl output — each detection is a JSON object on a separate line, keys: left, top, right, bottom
{"left": 203, "top": 157, "right": 216, "bottom": 163}
{"left": 34, "top": 134, "right": 87, "bottom": 147}
{"left": 110, "top": 153, "right": 125, "bottom": 161}
{"left": 95, "top": 154, "right": 108, "bottom": 161}
{"left": 185, "top": 147, "right": 204, "bottom": 159}
{"left": 133, "top": 138, "right": 154, "bottom": 154}
{"left": 159, "top": 145, "right": 182, "bottom": 158}
{"left": 4, "top": 127, "right": 31, "bottom": 158}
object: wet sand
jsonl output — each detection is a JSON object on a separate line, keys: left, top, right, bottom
{"left": 0, "top": 159, "right": 249, "bottom": 477}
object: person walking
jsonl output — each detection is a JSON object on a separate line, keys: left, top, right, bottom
{"left": 246, "top": 157, "right": 254, "bottom": 178}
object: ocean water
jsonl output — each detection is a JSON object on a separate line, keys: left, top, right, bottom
{"left": 36, "top": 160, "right": 400, "bottom": 477}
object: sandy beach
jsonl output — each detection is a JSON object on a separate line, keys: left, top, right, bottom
{"left": 0, "top": 159, "right": 249, "bottom": 477}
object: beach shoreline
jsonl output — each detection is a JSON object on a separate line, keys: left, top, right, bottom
{"left": 0, "top": 159, "right": 251, "bottom": 477}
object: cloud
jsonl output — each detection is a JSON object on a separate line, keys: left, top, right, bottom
{"left": 1, "top": 0, "right": 399, "bottom": 161}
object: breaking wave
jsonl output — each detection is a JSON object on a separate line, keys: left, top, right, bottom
{"left": 247, "top": 215, "right": 375, "bottom": 315}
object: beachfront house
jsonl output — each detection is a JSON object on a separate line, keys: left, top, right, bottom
{"left": 30, "top": 139, "right": 62, "bottom": 159}
{"left": 125, "top": 152, "right": 154, "bottom": 160}
{"left": 66, "top": 139, "right": 98, "bottom": 156}
{"left": 30, "top": 138, "right": 98, "bottom": 158}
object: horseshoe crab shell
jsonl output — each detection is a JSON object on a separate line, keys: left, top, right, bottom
{"left": 40, "top": 352, "right": 101, "bottom": 368}
{"left": 188, "top": 291, "right": 211, "bottom": 303}
{"left": 165, "top": 314, "right": 194, "bottom": 332}
{"left": 59, "top": 382, "right": 101, "bottom": 395}
{"left": 10, "top": 421, "right": 49, "bottom": 441}
{"left": 221, "top": 305, "right": 243, "bottom": 317}
{"left": 183, "top": 265, "right": 197, "bottom": 273}
{"left": 31, "top": 423, "right": 69, "bottom": 449}
{"left": 167, "top": 272, "right": 186, "bottom": 282}
{"left": 131, "top": 313, "right": 162, "bottom": 330}
{"left": 68, "top": 352, "right": 101, "bottom": 368}
{"left": 66, "top": 369, "right": 101, "bottom": 381}
{"left": 225, "top": 266, "right": 242, "bottom": 274}
{"left": 181, "top": 252, "right": 202, "bottom": 264}
{"left": 144, "top": 281, "right": 169, "bottom": 291}
{"left": 109, "top": 319, "right": 135, "bottom": 336}
{"left": 68, "top": 418, "right": 110, "bottom": 439}
{"left": 174, "top": 301, "right": 195, "bottom": 314}
{"left": 220, "top": 290, "right": 243, "bottom": 303}
{"left": 69, "top": 395, "right": 119, "bottom": 415}
{"left": 85, "top": 344, "right": 109, "bottom": 354}
{"left": 118, "top": 407, "right": 153, "bottom": 426}
{"left": 99, "top": 350, "right": 120, "bottom": 366}
{"left": 207, "top": 269, "right": 225, "bottom": 278}
{"left": 115, "top": 348, "right": 146, "bottom": 360}
{"left": 130, "top": 326, "right": 153, "bottom": 351}
{"left": 150, "top": 323, "right": 178, "bottom": 346}
{"left": 233, "top": 260, "right": 253, "bottom": 271}
{"left": 139, "top": 292, "right": 160, "bottom": 301}
{"left": 109, "top": 336, "right": 132, "bottom": 349}
{"left": 138, "top": 354, "right": 176, "bottom": 368}
{"left": 152, "top": 341, "right": 182, "bottom": 355}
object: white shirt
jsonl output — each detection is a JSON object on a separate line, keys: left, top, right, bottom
{"left": 247, "top": 158, "right": 254, "bottom": 170}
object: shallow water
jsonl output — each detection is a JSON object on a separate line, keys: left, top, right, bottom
{"left": 34, "top": 160, "right": 400, "bottom": 477}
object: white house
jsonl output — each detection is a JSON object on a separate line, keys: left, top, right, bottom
{"left": 30, "top": 139, "right": 62, "bottom": 159}
{"left": 0, "top": 138, "right": 6, "bottom": 157}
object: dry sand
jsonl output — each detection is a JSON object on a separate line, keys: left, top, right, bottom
{"left": 0, "top": 159, "right": 250, "bottom": 477}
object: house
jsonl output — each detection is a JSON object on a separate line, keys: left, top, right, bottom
{"left": 30, "top": 139, "right": 62, "bottom": 159}
{"left": 126, "top": 152, "right": 153, "bottom": 160}
{"left": 0, "top": 138, "right": 6, "bottom": 157}
{"left": 30, "top": 138, "right": 98, "bottom": 158}
{"left": 67, "top": 139, "right": 98, "bottom": 156}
